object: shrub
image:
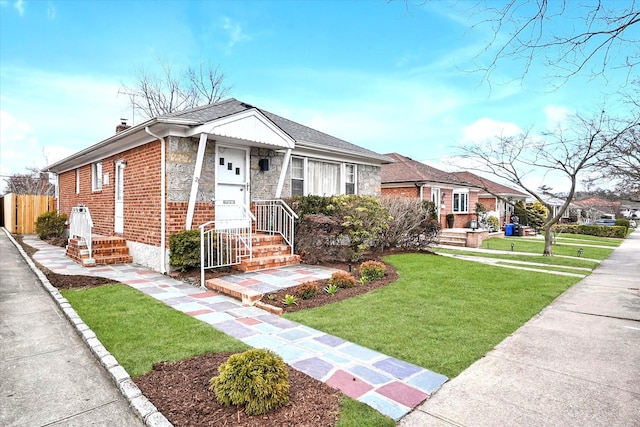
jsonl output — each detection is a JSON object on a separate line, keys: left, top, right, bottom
{"left": 324, "top": 283, "right": 339, "bottom": 295}
{"left": 35, "top": 210, "right": 67, "bottom": 240}
{"left": 282, "top": 294, "right": 297, "bottom": 306}
{"left": 291, "top": 195, "right": 392, "bottom": 263}
{"left": 359, "top": 260, "right": 386, "bottom": 283}
{"left": 487, "top": 215, "right": 500, "bottom": 232}
{"left": 615, "top": 218, "right": 630, "bottom": 232}
{"left": 379, "top": 196, "right": 440, "bottom": 251}
{"left": 294, "top": 281, "right": 318, "bottom": 300}
{"left": 551, "top": 224, "right": 626, "bottom": 238}
{"left": 209, "top": 349, "right": 289, "bottom": 415}
{"left": 328, "top": 271, "right": 357, "bottom": 289}
{"left": 169, "top": 229, "right": 200, "bottom": 272}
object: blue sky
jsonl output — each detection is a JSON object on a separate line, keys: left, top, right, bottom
{"left": 0, "top": 0, "right": 634, "bottom": 193}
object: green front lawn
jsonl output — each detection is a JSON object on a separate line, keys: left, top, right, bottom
{"left": 62, "top": 284, "right": 248, "bottom": 377}
{"left": 285, "top": 254, "right": 579, "bottom": 378}
{"left": 434, "top": 247, "right": 600, "bottom": 269}
{"left": 479, "top": 237, "right": 614, "bottom": 259}
{"left": 61, "top": 284, "right": 392, "bottom": 426}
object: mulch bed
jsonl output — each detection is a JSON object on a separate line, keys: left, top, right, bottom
{"left": 13, "top": 234, "right": 413, "bottom": 426}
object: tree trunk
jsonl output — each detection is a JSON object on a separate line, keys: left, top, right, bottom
{"left": 543, "top": 223, "right": 553, "bottom": 256}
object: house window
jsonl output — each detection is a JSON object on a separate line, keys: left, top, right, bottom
{"left": 92, "top": 161, "right": 102, "bottom": 191}
{"left": 345, "top": 164, "right": 356, "bottom": 195}
{"left": 291, "top": 157, "right": 355, "bottom": 197}
{"left": 452, "top": 189, "right": 469, "bottom": 213}
{"left": 291, "top": 157, "right": 304, "bottom": 197}
{"left": 75, "top": 168, "right": 80, "bottom": 194}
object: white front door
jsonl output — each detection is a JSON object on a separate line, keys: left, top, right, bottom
{"left": 431, "top": 188, "right": 441, "bottom": 218}
{"left": 114, "top": 161, "right": 125, "bottom": 233}
{"left": 215, "top": 146, "right": 250, "bottom": 229}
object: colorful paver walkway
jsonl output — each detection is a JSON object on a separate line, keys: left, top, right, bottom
{"left": 26, "top": 236, "right": 448, "bottom": 421}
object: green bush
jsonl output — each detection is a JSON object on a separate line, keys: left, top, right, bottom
{"left": 290, "top": 195, "right": 392, "bottom": 263}
{"left": 35, "top": 210, "right": 67, "bottom": 240}
{"left": 294, "top": 281, "right": 318, "bottom": 300}
{"left": 551, "top": 224, "right": 626, "bottom": 238}
{"left": 615, "top": 218, "right": 630, "bottom": 231}
{"left": 209, "top": 349, "right": 289, "bottom": 415}
{"left": 487, "top": 216, "right": 500, "bottom": 232}
{"left": 169, "top": 230, "right": 200, "bottom": 272}
{"left": 328, "top": 271, "right": 357, "bottom": 289}
{"left": 359, "top": 260, "right": 386, "bottom": 283}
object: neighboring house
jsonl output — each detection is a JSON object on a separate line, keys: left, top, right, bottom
{"left": 453, "top": 171, "right": 528, "bottom": 227}
{"left": 381, "top": 153, "right": 479, "bottom": 228}
{"left": 574, "top": 198, "right": 622, "bottom": 221}
{"left": 45, "top": 98, "right": 390, "bottom": 273}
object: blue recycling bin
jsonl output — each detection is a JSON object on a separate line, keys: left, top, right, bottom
{"left": 505, "top": 223, "right": 514, "bottom": 236}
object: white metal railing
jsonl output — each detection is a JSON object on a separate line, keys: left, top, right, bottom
{"left": 199, "top": 200, "right": 255, "bottom": 287}
{"left": 69, "top": 205, "right": 93, "bottom": 259}
{"left": 252, "top": 199, "right": 298, "bottom": 255}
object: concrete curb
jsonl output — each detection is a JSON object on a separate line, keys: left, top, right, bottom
{"left": 2, "top": 229, "right": 173, "bottom": 427}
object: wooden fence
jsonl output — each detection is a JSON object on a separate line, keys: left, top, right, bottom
{"left": 1, "top": 194, "right": 56, "bottom": 234}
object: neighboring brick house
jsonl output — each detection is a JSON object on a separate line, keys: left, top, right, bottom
{"left": 46, "top": 98, "right": 390, "bottom": 273}
{"left": 381, "top": 153, "right": 479, "bottom": 228}
{"left": 453, "top": 171, "right": 528, "bottom": 228}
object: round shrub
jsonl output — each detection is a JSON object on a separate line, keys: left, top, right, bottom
{"left": 328, "top": 271, "right": 357, "bottom": 289}
{"left": 35, "top": 210, "right": 67, "bottom": 240}
{"left": 294, "top": 281, "right": 318, "bottom": 300}
{"left": 359, "top": 260, "right": 386, "bottom": 283}
{"left": 209, "top": 349, "right": 289, "bottom": 415}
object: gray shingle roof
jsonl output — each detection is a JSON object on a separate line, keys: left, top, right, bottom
{"left": 453, "top": 171, "right": 528, "bottom": 197}
{"left": 162, "top": 98, "right": 389, "bottom": 161}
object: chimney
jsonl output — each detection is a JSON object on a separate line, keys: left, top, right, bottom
{"left": 116, "top": 118, "right": 131, "bottom": 133}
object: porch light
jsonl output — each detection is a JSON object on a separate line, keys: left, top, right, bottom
{"left": 441, "top": 193, "right": 446, "bottom": 204}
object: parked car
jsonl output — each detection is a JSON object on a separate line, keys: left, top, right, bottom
{"left": 630, "top": 220, "right": 637, "bottom": 229}
{"left": 594, "top": 219, "right": 616, "bottom": 226}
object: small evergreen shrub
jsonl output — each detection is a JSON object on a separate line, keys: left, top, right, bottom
{"left": 328, "top": 271, "right": 357, "bottom": 289}
{"left": 35, "top": 210, "right": 67, "bottom": 240}
{"left": 359, "top": 260, "right": 386, "bottom": 283}
{"left": 487, "top": 215, "right": 500, "bottom": 232}
{"left": 615, "top": 218, "right": 630, "bottom": 232}
{"left": 209, "top": 349, "right": 290, "bottom": 415}
{"left": 169, "top": 229, "right": 200, "bottom": 272}
{"left": 551, "top": 224, "right": 626, "bottom": 238}
{"left": 294, "top": 281, "right": 319, "bottom": 300}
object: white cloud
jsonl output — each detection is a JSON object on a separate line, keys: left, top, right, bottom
{"left": 47, "top": 1, "right": 56, "bottom": 20}
{"left": 544, "top": 104, "right": 573, "bottom": 131}
{"left": 14, "top": 0, "right": 24, "bottom": 16}
{"left": 222, "top": 16, "right": 250, "bottom": 52}
{"left": 461, "top": 118, "right": 523, "bottom": 144}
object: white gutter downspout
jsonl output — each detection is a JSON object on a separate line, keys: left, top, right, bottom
{"left": 145, "top": 127, "right": 167, "bottom": 274}
{"left": 275, "top": 148, "right": 292, "bottom": 198}
{"left": 186, "top": 133, "right": 208, "bottom": 230}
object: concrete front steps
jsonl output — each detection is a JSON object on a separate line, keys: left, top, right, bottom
{"left": 439, "top": 229, "right": 468, "bottom": 247}
{"left": 66, "top": 236, "right": 133, "bottom": 267}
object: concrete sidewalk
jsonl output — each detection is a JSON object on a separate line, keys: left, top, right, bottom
{"left": 0, "top": 230, "right": 147, "bottom": 426}
{"left": 400, "top": 231, "right": 640, "bottom": 426}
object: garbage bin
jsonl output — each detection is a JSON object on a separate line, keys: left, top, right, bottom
{"left": 513, "top": 224, "right": 521, "bottom": 236}
{"left": 518, "top": 225, "right": 526, "bottom": 236}
{"left": 505, "top": 223, "right": 514, "bottom": 236}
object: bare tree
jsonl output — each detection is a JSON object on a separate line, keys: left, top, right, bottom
{"left": 121, "top": 59, "right": 231, "bottom": 119}
{"left": 460, "top": 111, "right": 638, "bottom": 255}
{"left": 463, "top": 0, "right": 640, "bottom": 86}
{"left": 597, "top": 127, "right": 640, "bottom": 197}
{"left": 4, "top": 167, "right": 54, "bottom": 195}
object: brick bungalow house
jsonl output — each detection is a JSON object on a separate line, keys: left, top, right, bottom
{"left": 453, "top": 171, "right": 528, "bottom": 228}
{"left": 381, "top": 153, "right": 479, "bottom": 228}
{"left": 45, "top": 98, "right": 390, "bottom": 273}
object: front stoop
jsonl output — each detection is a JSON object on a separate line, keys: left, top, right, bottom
{"left": 438, "top": 230, "right": 468, "bottom": 247}
{"left": 66, "top": 236, "right": 133, "bottom": 267}
{"left": 233, "top": 233, "right": 300, "bottom": 272}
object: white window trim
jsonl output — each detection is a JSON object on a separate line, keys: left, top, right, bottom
{"left": 291, "top": 156, "right": 357, "bottom": 196}
{"left": 343, "top": 163, "right": 357, "bottom": 195}
{"left": 452, "top": 188, "right": 469, "bottom": 213}
{"left": 92, "top": 161, "right": 103, "bottom": 192}
{"left": 75, "top": 168, "right": 80, "bottom": 194}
